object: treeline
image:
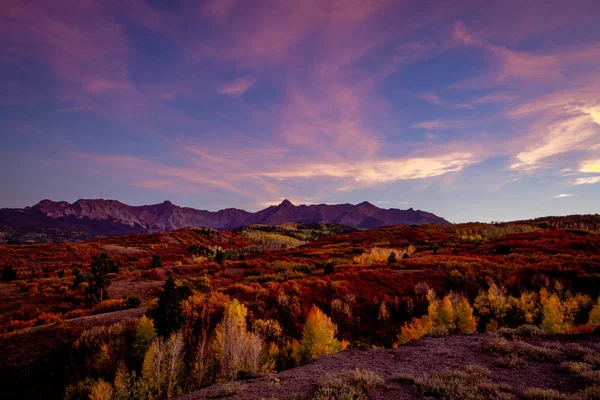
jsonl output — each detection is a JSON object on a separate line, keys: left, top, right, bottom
{"left": 63, "top": 275, "right": 600, "bottom": 400}
{"left": 63, "top": 278, "right": 347, "bottom": 399}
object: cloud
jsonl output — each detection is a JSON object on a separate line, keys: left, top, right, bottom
{"left": 412, "top": 120, "right": 443, "bottom": 130}
{"left": 419, "top": 93, "right": 475, "bottom": 109}
{"left": 572, "top": 176, "right": 600, "bottom": 186}
{"left": 453, "top": 21, "right": 562, "bottom": 84}
{"left": 510, "top": 112, "right": 600, "bottom": 171}
{"left": 258, "top": 152, "right": 478, "bottom": 184}
{"left": 218, "top": 77, "right": 257, "bottom": 97}
{"left": 553, "top": 193, "right": 574, "bottom": 198}
{"left": 580, "top": 159, "right": 600, "bottom": 173}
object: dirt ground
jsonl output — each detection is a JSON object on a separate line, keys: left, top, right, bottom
{"left": 179, "top": 334, "right": 598, "bottom": 400}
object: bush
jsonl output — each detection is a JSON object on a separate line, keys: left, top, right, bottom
{"left": 125, "top": 296, "right": 141, "bottom": 308}
{"left": 313, "top": 369, "right": 384, "bottom": 400}
{"left": 522, "top": 388, "right": 569, "bottom": 400}
{"left": 217, "top": 381, "right": 245, "bottom": 398}
{"left": 411, "top": 365, "right": 512, "bottom": 400}
{"left": 516, "top": 324, "right": 545, "bottom": 338}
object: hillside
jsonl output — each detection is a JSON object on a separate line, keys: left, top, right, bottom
{"left": 179, "top": 334, "right": 600, "bottom": 400}
{"left": 1, "top": 216, "right": 599, "bottom": 399}
{"left": 0, "top": 199, "right": 448, "bottom": 243}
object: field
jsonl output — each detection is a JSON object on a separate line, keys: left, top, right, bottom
{"left": 1, "top": 217, "right": 600, "bottom": 399}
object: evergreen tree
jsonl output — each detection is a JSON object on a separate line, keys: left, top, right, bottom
{"left": 87, "top": 253, "right": 116, "bottom": 302}
{"left": 387, "top": 251, "right": 397, "bottom": 264}
{"left": 156, "top": 277, "right": 191, "bottom": 336}
{"left": 151, "top": 255, "right": 163, "bottom": 269}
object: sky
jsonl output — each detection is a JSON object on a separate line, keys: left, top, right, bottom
{"left": 1, "top": 0, "right": 600, "bottom": 223}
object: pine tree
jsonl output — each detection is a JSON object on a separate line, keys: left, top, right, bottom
{"left": 301, "top": 305, "right": 341, "bottom": 360}
{"left": 387, "top": 251, "right": 397, "bottom": 264}
{"left": 87, "top": 253, "right": 117, "bottom": 302}
{"left": 156, "top": 277, "right": 190, "bottom": 336}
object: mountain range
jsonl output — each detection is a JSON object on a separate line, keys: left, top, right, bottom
{"left": 0, "top": 199, "right": 449, "bottom": 244}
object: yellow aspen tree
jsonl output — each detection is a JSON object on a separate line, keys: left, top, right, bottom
{"left": 89, "top": 380, "right": 113, "bottom": 400}
{"left": 426, "top": 289, "right": 440, "bottom": 324}
{"left": 541, "top": 294, "right": 565, "bottom": 333}
{"left": 214, "top": 299, "right": 248, "bottom": 380}
{"left": 589, "top": 298, "right": 600, "bottom": 326}
{"left": 438, "top": 295, "right": 456, "bottom": 331}
{"left": 244, "top": 331, "right": 264, "bottom": 374}
{"left": 397, "top": 316, "right": 432, "bottom": 345}
{"left": 301, "top": 305, "right": 341, "bottom": 360}
{"left": 455, "top": 297, "right": 477, "bottom": 334}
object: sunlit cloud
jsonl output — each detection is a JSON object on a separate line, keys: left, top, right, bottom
{"left": 572, "top": 177, "right": 600, "bottom": 186}
{"left": 553, "top": 193, "right": 574, "bottom": 198}
{"left": 259, "top": 152, "right": 478, "bottom": 184}
{"left": 510, "top": 113, "right": 599, "bottom": 171}
{"left": 580, "top": 159, "right": 600, "bottom": 173}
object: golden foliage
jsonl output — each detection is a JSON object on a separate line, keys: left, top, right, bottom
{"left": 301, "top": 305, "right": 341, "bottom": 360}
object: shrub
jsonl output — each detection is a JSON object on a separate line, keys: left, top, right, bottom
{"left": 125, "top": 296, "right": 141, "bottom": 308}
{"left": 92, "top": 299, "right": 126, "bottom": 314}
{"left": 410, "top": 365, "right": 512, "bottom": 400}
{"left": 522, "top": 388, "right": 569, "bottom": 400}
{"left": 516, "top": 324, "right": 545, "bottom": 338}
{"left": 217, "top": 381, "right": 245, "bottom": 398}
{"left": 313, "top": 369, "right": 384, "bottom": 400}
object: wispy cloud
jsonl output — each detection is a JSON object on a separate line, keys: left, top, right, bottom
{"left": 572, "top": 177, "right": 600, "bottom": 186}
{"left": 553, "top": 193, "right": 574, "bottom": 198}
{"left": 218, "top": 76, "right": 257, "bottom": 97}
{"left": 419, "top": 93, "right": 475, "bottom": 109}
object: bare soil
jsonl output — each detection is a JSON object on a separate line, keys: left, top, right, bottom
{"left": 179, "top": 334, "right": 598, "bottom": 400}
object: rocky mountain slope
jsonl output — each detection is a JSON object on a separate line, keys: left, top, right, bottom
{"left": 0, "top": 199, "right": 449, "bottom": 243}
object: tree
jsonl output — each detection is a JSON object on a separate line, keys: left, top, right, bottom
{"left": 1, "top": 266, "right": 17, "bottom": 281}
{"left": 455, "top": 297, "right": 477, "bottom": 334}
{"left": 541, "top": 294, "right": 565, "bottom": 334}
{"left": 141, "top": 333, "right": 185, "bottom": 399}
{"left": 301, "top": 305, "right": 341, "bottom": 360}
{"left": 87, "top": 253, "right": 117, "bottom": 302}
{"left": 214, "top": 299, "right": 249, "bottom": 380}
{"left": 136, "top": 316, "right": 157, "bottom": 348}
{"left": 151, "top": 255, "right": 163, "bottom": 269}
{"left": 323, "top": 262, "right": 335, "bottom": 275}
{"left": 438, "top": 295, "right": 456, "bottom": 331}
{"left": 156, "top": 277, "right": 191, "bottom": 336}
{"left": 588, "top": 298, "right": 600, "bottom": 326}
{"left": 387, "top": 251, "right": 397, "bottom": 264}
{"left": 215, "top": 250, "right": 226, "bottom": 264}
{"left": 89, "top": 379, "right": 113, "bottom": 400}
{"left": 397, "top": 316, "right": 432, "bottom": 345}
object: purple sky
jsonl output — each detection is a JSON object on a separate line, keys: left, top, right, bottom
{"left": 1, "top": 0, "right": 600, "bottom": 222}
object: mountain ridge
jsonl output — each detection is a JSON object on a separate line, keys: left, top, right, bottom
{"left": 0, "top": 198, "right": 449, "bottom": 243}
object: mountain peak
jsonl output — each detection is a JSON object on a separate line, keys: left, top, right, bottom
{"left": 279, "top": 199, "right": 294, "bottom": 207}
